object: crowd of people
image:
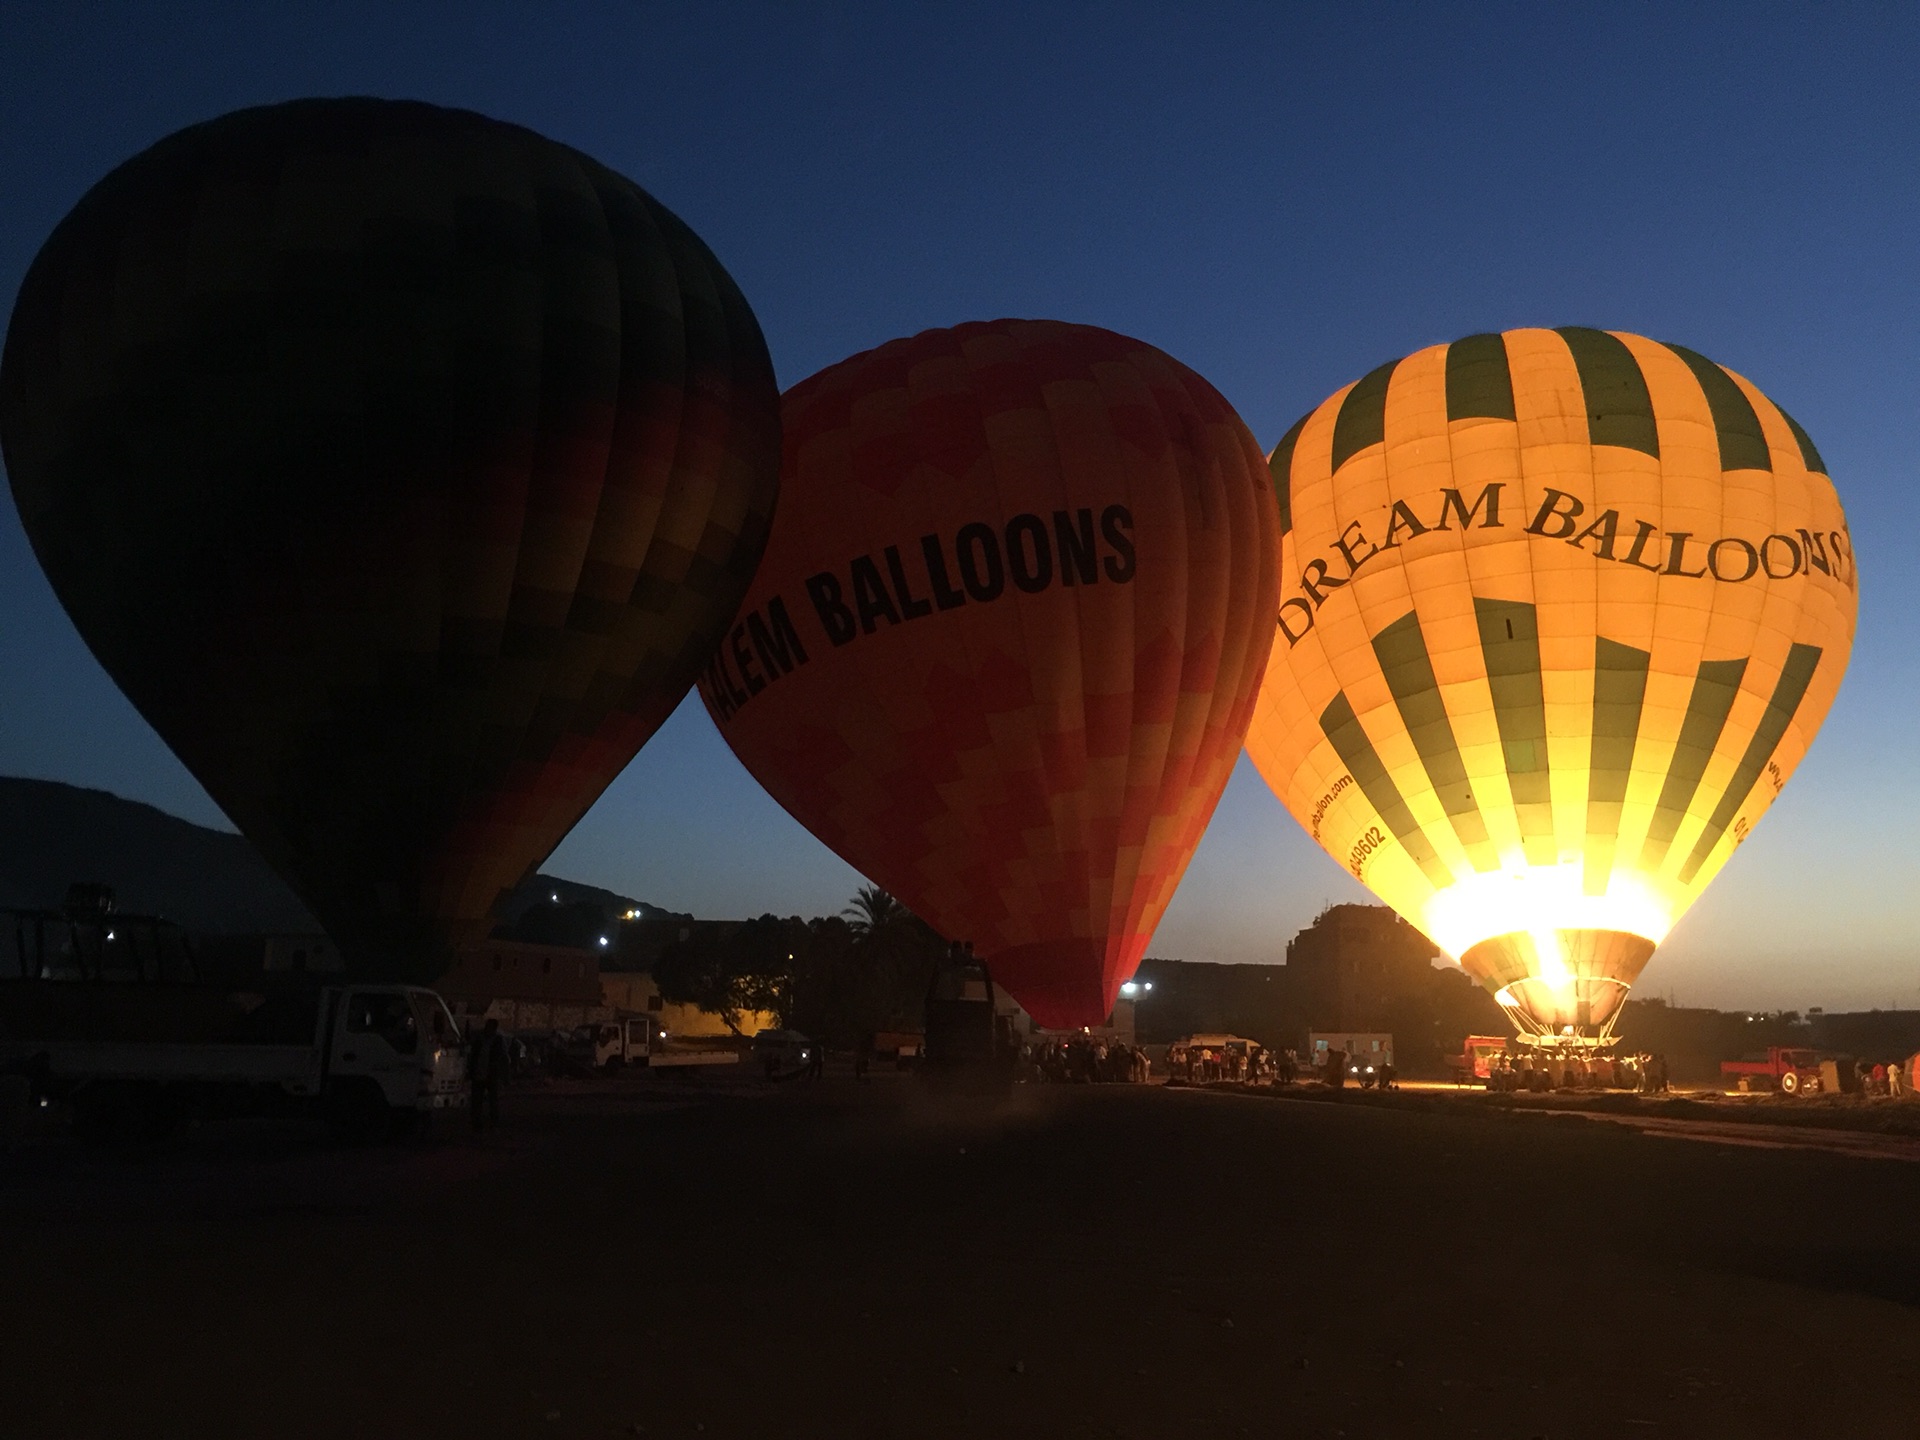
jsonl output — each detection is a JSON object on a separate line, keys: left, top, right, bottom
{"left": 1167, "top": 1041, "right": 1285, "bottom": 1086}
{"left": 1021, "top": 1037, "right": 1151, "bottom": 1083}
{"left": 1161, "top": 1041, "right": 1397, "bottom": 1089}
{"left": 1854, "top": 1056, "right": 1913, "bottom": 1097}
{"left": 1481, "top": 1049, "right": 1668, "bottom": 1093}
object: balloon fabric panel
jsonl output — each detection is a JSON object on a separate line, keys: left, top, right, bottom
{"left": 1248, "top": 328, "right": 1853, "bottom": 1038}
{"left": 701, "top": 320, "right": 1280, "bottom": 1028}
{"left": 0, "top": 99, "right": 780, "bottom": 977}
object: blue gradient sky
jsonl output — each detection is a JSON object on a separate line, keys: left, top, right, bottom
{"left": 2, "top": 3, "right": 1914, "bottom": 1009}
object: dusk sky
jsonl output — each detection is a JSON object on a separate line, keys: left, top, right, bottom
{"left": 2, "top": 3, "right": 1914, "bottom": 1011}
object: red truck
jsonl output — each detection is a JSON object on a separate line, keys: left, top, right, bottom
{"left": 1721, "top": 1046, "right": 1821, "bottom": 1095}
{"left": 1446, "top": 1035, "right": 1509, "bottom": 1086}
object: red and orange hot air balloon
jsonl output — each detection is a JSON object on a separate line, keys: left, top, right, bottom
{"left": 699, "top": 320, "right": 1280, "bottom": 1027}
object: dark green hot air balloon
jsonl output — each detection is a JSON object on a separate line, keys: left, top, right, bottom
{"left": 0, "top": 98, "right": 781, "bottom": 978}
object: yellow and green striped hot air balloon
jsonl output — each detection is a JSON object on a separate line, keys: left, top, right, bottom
{"left": 1248, "top": 328, "right": 1856, "bottom": 1042}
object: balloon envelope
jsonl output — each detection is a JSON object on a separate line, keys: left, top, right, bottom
{"left": 700, "top": 320, "right": 1281, "bottom": 1027}
{"left": 1247, "top": 328, "right": 1855, "bottom": 1037}
{"left": 1, "top": 99, "right": 780, "bottom": 976}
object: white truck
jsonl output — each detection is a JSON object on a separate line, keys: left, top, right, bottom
{"left": 591, "top": 1017, "right": 651, "bottom": 1070}
{"left": 2, "top": 903, "right": 466, "bottom": 1139}
{"left": 1, "top": 982, "right": 468, "bottom": 1140}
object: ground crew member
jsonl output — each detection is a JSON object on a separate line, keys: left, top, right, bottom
{"left": 469, "top": 1018, "right": 507, "bottom": 1132}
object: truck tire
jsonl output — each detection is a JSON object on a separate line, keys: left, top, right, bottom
{"left": 1780, "top": 1070, "right": 1801, "bottom": 1095}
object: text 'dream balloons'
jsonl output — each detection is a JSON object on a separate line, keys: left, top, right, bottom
{"left": 0, "top": 99, "right": 781, "bottom": 977}
{"left": 699, "top": 320, "right": 1281, "bottom": 1027}
{"left": 1247, "top": 329, "right": 1855, "bottom": 1038}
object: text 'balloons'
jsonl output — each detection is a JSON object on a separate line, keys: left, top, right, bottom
{"left": 700, "top": 319, "right": 1281, "bottom": 1028}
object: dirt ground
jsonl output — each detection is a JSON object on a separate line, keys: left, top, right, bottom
{"left": 4, "top": 1072, "right": 1919, "bottom": 1440}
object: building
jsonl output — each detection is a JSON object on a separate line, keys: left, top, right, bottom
{"left": 261, "top": 933, "right": 342, "bottom": 972}
{"left": 1284, "top": 903, "right": 1440, "bottom": 1032}
{"left": 598, "top": 915, "right": 777, "bottom": 1038}
{"left": 1129, "top": 906, "right": 1502, "bottom": 1074}
{"left": 436, "top": 937, "right": 606, "bottom": 1032}
{"left": 599, "top": 969, "right": 775, "bottom": 1040}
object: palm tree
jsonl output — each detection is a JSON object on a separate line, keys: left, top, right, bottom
{"left": 842, "top": 885, "right": 910, "bottom": 938}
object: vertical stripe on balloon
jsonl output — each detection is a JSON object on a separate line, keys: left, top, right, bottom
{"left": 1267, "top": 411, "right": 1309, "bottom": 538}
{"left": 1640, "top": 656, "right": 1748, "bottom": 870}
{"left": 1584, "top": 637, "right": 1652, "bottom": 896}
{"left": 1776, "top": 406, "right": 1829, "bottom": 475}
{"left": 1556, "top": 327, "right": 1660, "bottom": 458}
{"left": 1318, "top": 692, "right": 1452, "bottom": 888}
{"left": 1329, "top": 359, "right": 1400, "bottom": 472}
{"left": 1679, "top": 643, "right": 1823, "bottom": 883}
{"left": 1444, "top": 333, "right": 1517, "bottom": 422}
{"left": 1661, "top": 344, "right": 1772, "bottom": 472}
{"left": 1474, "top": 598, "right": 1553, "bottom": 865}
{"left": 1371, "top": 611, "right": 1499, "bottom": 873}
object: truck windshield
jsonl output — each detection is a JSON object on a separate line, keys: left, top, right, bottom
{"left": 347, "top": 992, "right": 419, "bottom": 1055}
{"left": 411, "top": 992, "right": 461, "bottom": 1050}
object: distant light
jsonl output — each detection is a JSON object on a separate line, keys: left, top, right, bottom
{"left": 598, "top": 936, "right": 609, "bottom": 947}
{"left": 1144, "top": 982, "right": 1154, "bottom": 992}
{"left": 550, "top": 893, "right": 559, "bottom": 903}
{"left": 1120, "top": 982, "right": 1139, "bottom": 996}
{"left": 105, "top": 930, "right": 115, "bottom": 941}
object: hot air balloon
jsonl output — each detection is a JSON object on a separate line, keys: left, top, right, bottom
{"left": 698, "top": 320, "right": 1281, "bottom": 1028}
{"left": 1248, "top": 328, "right": 1855, "bottom": 1043}
{"left": 0, "top": 99, "right": 780, "bottom": 978}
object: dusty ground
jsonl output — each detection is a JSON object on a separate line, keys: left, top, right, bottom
{"left": 3, "top": 1072, "right": 1919, "bottom": 1440}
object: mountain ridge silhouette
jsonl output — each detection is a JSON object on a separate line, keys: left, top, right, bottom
{"left": 0, "top": 776, "right": 651, "bottom": 937}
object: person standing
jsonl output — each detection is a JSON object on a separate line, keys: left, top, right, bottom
{"left": 468, "top": 1018, "right": 508, "bottom": 1133}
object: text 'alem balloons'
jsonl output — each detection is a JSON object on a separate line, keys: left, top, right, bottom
{"left": 1247, "top": 329, "right": 1855, "bottom": 1039}
{"left": 700, "top": 320, "right": 1281, "bottom": 1028}
{"left": 0, "top": 99, "right": 781, "bottom": 977}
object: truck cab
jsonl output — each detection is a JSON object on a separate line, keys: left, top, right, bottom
{"left": 328, "top": 987, "right": 467, "bottom": 1113}
{"left": 592, "top": 1017, "right": 650, "bottom": 1070}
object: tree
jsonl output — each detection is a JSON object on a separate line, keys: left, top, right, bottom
{"left": 652, "top": 915, "right": 805, "bottom": 1034}
{"left": 649, "top": 888, "right": 950, "bottom": 1048}
{"left": 842, "top": 885, "right": 910, "bottom": 937}
{"left": 780, "top": 889, "right": 949, "bottom": 1048}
